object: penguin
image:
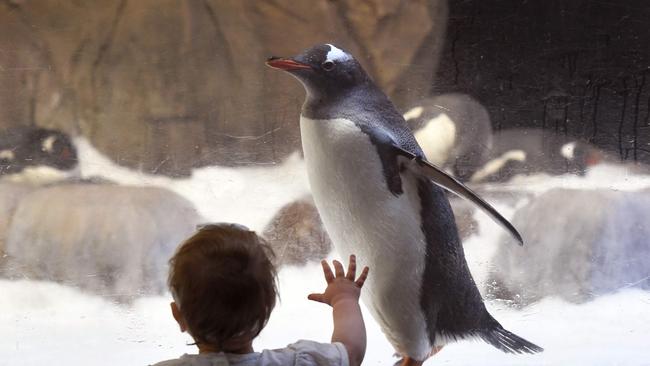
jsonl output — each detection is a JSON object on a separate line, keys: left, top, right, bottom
{"left": 469, "top": 128, "right": 606, "bottom": 183}
{"left": 266, "top": 44, "right": 542, "bottom": 364}
{"left": 403, "top": 93, "right": 493, "bottom": 182}
{"left": 0, "top": 126, "right": 78, "bottom": 184}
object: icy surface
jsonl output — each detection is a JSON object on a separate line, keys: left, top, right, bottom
{"left": 1, "top": 274, "right": 649, "bottom": 365}
{"left": 1, "top": 139, "right": 650, "bottom": 365}
{"left": 75, "top": 137, "right": 310, "bottom": 232}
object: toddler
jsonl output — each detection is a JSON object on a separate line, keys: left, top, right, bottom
{"left": 152, "top": 223, "right": 369, "bottom": 366}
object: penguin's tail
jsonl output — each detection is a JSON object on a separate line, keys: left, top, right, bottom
{"left": 480, "top": 324, "right": 544, "bottom": 354}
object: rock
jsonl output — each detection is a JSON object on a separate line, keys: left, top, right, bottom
{"left": 0, "top": 0, "right": 446, "bottom": 176}
{"left": 0, "top": 182, "right": 35, "bottom": 256}
{"left": 263, "top": 196, "right": 332, "bottom": 266}
{"left": 435, "top": 1, "right": 650, "bottom": 166}
{"left": 448, "top": 196, "right": 479, "bottom": 241}
{"left": 489, "top": 188, "right": 650, "bottom": 306}
{"left": 449, "top": 187, "right": 533, "bottom": 242}
{"left": 3, "top": 183, "right": 202, "bottom": 300}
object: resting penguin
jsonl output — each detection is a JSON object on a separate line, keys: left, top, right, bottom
{"left": 469, "top": 128, "right": 606, "bottom": 183}
{"left": 0, "top": 126, "right": 78, "bottom": 183}
{"left": 267, "top": 44, "right": 543, "bottom": 364}
{"left": 403, "top": 93, "right": 493, "bottom": 182}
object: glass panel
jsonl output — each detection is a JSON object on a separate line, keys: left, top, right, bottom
{"left": 1, "top": 1, "right": 648, "bottom": 365}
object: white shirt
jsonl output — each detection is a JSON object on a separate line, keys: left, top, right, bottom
{"left": 151, "top": 340, "right": 349, "bottom": 366}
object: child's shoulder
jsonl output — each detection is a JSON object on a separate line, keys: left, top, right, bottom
{"left": 261, "top": 340, "right": 349, "bottom": 366}
{"left": 150, "top": 353, "right": 232, "bottom": 366}
{"left": 148, "top": 354, "right": 193, "bottom": 366}
{"left": 150, "top": 341, "right": 348, "bottom": 366}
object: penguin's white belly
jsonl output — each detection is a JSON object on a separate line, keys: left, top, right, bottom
{"left": 301, "top": 116, "right": 433, "bottom": 358}
{"left": 413, "top": 113, "right": 456, "bottom": 167}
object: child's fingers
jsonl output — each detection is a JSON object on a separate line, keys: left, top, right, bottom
{"left": 332, "top": 259, "right": 345, "bottom": 278}
{"left": 307, "top": 293, "right": 326, "bottom": 304}
{"left": 346, "top": 254, "right": 356, "bottom": 281}
{"left": 321, "top": 260, "right": 335, "bottom": 283}
{"left": 355, "top": 266, "right": 369, "bottom": 288}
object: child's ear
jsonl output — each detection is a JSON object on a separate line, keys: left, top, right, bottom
{"left": 170, "top": 302, "right": 187, "bottom": 332}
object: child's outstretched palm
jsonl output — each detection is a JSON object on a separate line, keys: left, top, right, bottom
{"left": 308, "top": 254, "right": 370, "bottom": 366}
{"left": 308, "top": 254, "right": 369, "bottom": 306}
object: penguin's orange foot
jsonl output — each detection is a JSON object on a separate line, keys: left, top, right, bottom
{"left": 399, "top": 356, "right": 424, "bottom": 366}
{"left": 397, "top": 346, "right": 444, "bottom": 366}
{"left": 429, "top": 346, "right": 444, "bottom": 357}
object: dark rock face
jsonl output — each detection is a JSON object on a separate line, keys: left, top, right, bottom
{"left": 489, "top": 188, "right": 650, "bottom": 306}
{"left": 3, "top": 183, "right": 201, "bottom": 299}
{"left": 405, "top": 93, "right": 493, "bottom": 181}
{"left": 436, "top": 0, "right": 650, "bottom": 166}
{"left": 263, "top": 197, "right": 332, "bottom": 267}
{"left": 0, "top": 127, "right": 77, "bottom": 179}
{"left": 0, "top": 0, "right": 446, "bottom": 176}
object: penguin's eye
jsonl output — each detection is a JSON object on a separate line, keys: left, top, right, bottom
{"left": 322, "top": 60, "right": 335, "bottom": 71}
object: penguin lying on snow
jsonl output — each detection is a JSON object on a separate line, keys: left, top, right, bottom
{"left": 267, "top": 44, "right": 542, "bottom": 364}
{"left": 403, "top": 93, "right": 493, "bottom": 182}
{"left": 0, "top": 127, "right": 78, "bottom": 184}
{"left": 469, "top": 128, "right": 606, "bottom": 183}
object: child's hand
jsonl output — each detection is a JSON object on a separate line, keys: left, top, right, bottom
{"left": 308, "top": 255, "right": 369, "bottom": 307}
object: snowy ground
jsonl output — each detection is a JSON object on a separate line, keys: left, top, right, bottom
{"left": 1, "top": 139, "right": 650, "bottom": 365}
{"left": 2, "top": 274, "right": 649, "bottom": 365}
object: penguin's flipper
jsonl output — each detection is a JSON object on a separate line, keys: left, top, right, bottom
{"left": 391, "top": 145, "right": 524, "bottom": 246}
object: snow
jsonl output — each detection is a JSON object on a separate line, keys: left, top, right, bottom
{"left": 75, "top": 137, "right": 310, "bottom": 232}
{"left": 1, "top": 139, "right": 649, "bottom": 365}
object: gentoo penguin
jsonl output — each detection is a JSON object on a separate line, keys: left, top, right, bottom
{"left": 470, "top": 128, "right": 606, "bottom": 183}
{"left": 267, "top": 44, "right": 542, "bottom": 364}
{"left": 404, "top": 93, "right": 493, "bottom": 181}
{"left": 0, "top": 127, "right": 78, "bottom": 183}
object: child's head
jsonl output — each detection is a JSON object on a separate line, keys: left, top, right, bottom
{"left": 168, "top": 223, "right": 277, "bottom": 351}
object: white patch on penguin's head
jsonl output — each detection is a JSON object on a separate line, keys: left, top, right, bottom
{"left": 0, "top": 149, "right": 15, "bottom": 160}
{"left": 325, "top": 44, "right": 352, "bottom": 63}
{"left": 41, "top": 135, "right": 58, "bottom": 153}
{"left": 403, "top": 106, "right": 424, "bottom": 121}
{"left": 561, "top": 142, "right": 576, "bottom": 160}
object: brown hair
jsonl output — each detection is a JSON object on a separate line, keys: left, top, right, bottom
{"left": 168, "top": 223, "right": 277, "bottom": 350}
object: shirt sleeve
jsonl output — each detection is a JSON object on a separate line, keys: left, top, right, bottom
{"left": 286, "top": 340, "right": 350, "bottom": 366}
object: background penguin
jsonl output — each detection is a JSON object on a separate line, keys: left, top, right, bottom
{"left": 0, "top": 126, "right": 78, "bottom": 184}
{"left": 470, "top": 128, "right": 607, "bottom": 183}
{"left": 267, "top": 44, "right": 542, "bottom": 365}
{"left": 404, "top": 93, "right": 493, "bottom": 182}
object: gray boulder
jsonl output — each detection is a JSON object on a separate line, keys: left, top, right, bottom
{"left": 3, "top": 183, "right": 201, "bottom": 300}
{"left": 263, "top": 196, "right": 332, "bottom": 267}
{"left": 0, "top": 182, "right": 36, "bottom": 257}
{"left": 489, "top": 188, "right": 650, "bottom": 305}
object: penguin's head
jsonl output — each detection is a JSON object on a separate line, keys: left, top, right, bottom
{"left": 266, "top": 44, "right": 370, "bottom": 99}
{"left": 561, "top": 141, "right": 605, "bottom": 175}
{"left": 0, "top": 127, "right": 78, "bottom": 181}
{"left": 28, "top": 129, "right": 78, "bottom": 170}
